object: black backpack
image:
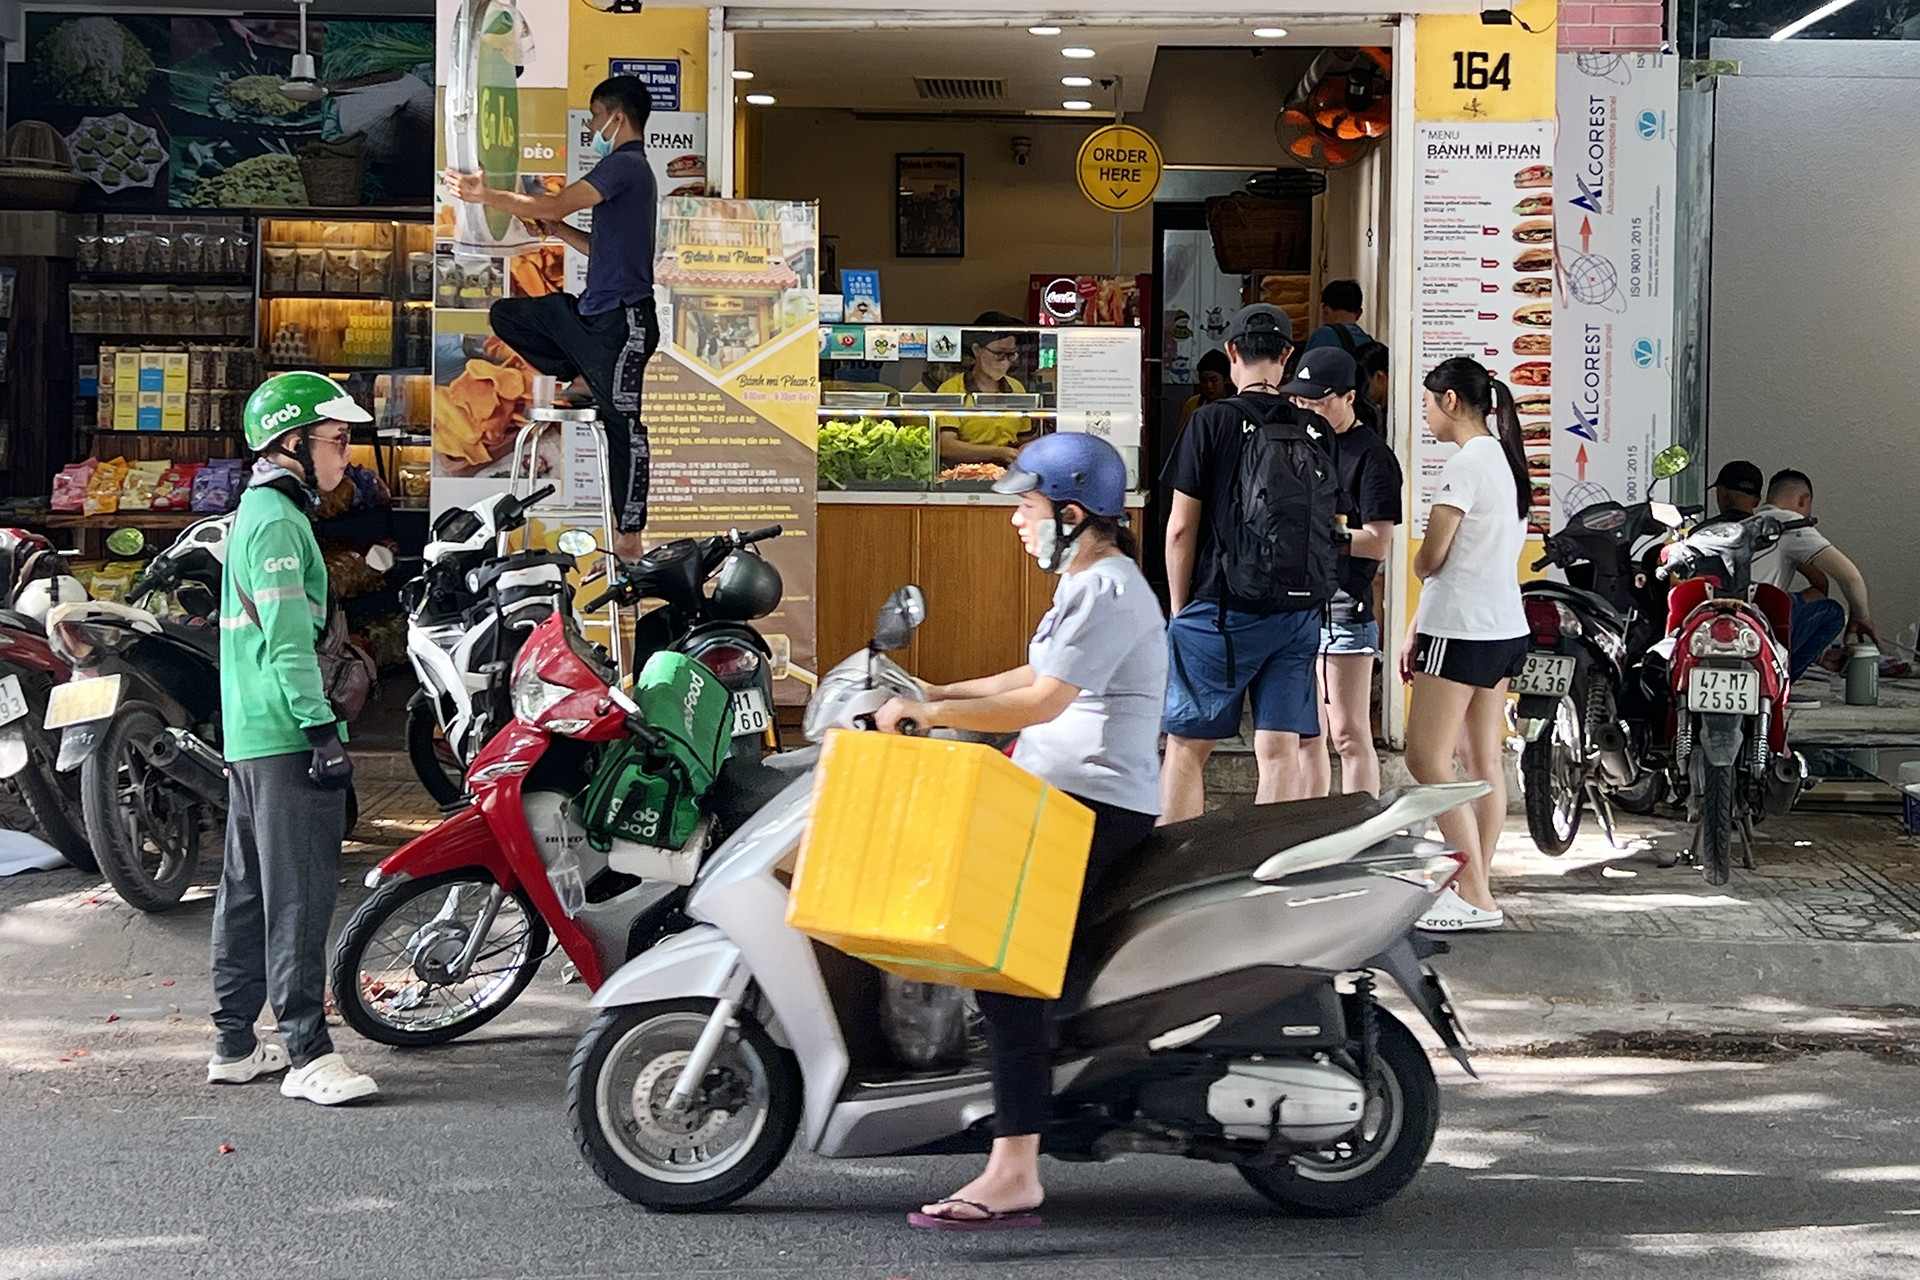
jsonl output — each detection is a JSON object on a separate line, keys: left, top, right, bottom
{"left": 1217, "top": 396, "right": 1342, "bottom": 617}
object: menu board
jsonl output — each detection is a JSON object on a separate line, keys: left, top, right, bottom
{"left": 1411, "top": 119, "right": 1555, "bottom": 534}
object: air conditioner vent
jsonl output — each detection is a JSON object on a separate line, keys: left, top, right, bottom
{"left": 913, "top": 77, "right": 1007, "bottom": 102}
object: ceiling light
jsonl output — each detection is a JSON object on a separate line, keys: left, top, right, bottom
{"left": 731, "top": 69, "right": 755, "bottom": 81}
{"left": 1061, "top": 46, "right": 1096, "bottom": 58}
{"left": 1062, "top": 99, "right": 1093, "bottom": 110}
{"left": 1771, "top": 0, "right": 1862, "bottom": 37}
{"left": 745, "top": 93, "right": 776, "bottom": 106}
{"left": 1253, "top": 26, "right": 1289, "bottom": 38}
{"left": 1028, "top": 24, "right": 1062, "bottom": 35}
{"left": 1062, "top": 75, "right": 1093, "bottom": 87}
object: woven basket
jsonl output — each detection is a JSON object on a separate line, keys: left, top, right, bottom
{"left": 0, "top": 166, "right": 88, "bottom": 211}
{"left": 297, "top": 133, "right": 367, "bottom": 207}
{"left": 1206, "top": 193, "right": 1313, "bottom": 274}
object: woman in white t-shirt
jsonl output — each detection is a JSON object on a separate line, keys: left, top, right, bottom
{"left": 1397, "top": 357, "right": 1531, "bottom": 932}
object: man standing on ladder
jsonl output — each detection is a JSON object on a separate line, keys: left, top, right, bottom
{"left": 444, "top": 75, "right": 658, "bottom": 557}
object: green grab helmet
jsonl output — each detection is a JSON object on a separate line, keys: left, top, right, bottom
{"left": 242, "top": 371, "right": 372, "bottom": 452}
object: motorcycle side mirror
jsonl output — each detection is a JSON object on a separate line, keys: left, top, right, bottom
{"left": 1650, "top": 445, "right": 1690, "bottom": 481}
{"left": 1649, "top": 501, "right": 1684, "bottom": 529}
{"left": 105, "top": 528, "right": 146, "bottom": 558}
{"left": 363, "top": 545, "right": 397, "bottom": 573}
{"left": 556, "top": 528, "right": 599, "bottom": 558}
{"left": 871, "top": 584, "right": 927, "bottom": 653}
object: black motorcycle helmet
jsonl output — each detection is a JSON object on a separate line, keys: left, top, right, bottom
{"left": 709, "top": 549, "right": 783, "bottom": 621}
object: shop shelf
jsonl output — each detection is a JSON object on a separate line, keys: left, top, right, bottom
{"left": 46, "top": 511, "right": 206, "bottom": 530}
{"left": 266, "top": 364, "right": 426, "bottom": 375}
{"left": 260, "top": 291, "right": 396, "bottom": 303}
{"left": 78, "top": 273, "right": 251, "bottom": 285}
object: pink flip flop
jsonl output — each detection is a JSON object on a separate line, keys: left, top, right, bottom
{"left": 908, "top": 1198, "right": 1044, "bottom": 1232}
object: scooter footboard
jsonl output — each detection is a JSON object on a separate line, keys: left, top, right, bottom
{"left": 589, "top": 925, "right": 745, "bottom": 1009}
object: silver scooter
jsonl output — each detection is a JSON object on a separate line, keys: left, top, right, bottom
{"left": 567, "top": 587, "right": 1484, "bottom": 1217}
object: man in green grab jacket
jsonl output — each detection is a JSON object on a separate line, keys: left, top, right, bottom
{"left": 207, "top": 371, "right": 377, "bottom": 1106}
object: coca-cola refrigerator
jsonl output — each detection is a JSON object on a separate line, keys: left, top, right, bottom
{"left": 1027, "top": 274, "right": 1152, "bottom": 327}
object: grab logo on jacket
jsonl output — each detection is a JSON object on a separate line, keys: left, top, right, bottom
{"left": 262, "top": 555, "right": 300, "bottom": 574}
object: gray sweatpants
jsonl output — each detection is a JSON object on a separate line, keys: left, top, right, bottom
{"left": 209, "top": 751, "right": 347, "bottom": 1068}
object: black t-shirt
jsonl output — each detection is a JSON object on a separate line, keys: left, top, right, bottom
{"left": 1162, "top": 392, "right": 1329, "bottom": 614}
{"left": 1328, "top": 422, "right": 1404, "bottom": 623}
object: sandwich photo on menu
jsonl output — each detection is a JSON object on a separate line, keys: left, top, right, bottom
{"left": 1514, "top": 165, "right": 1553, "bottom": 189}
{"left": 1513, "top": 219, "right": 1553, "bottom": 244}
{"left": 1513, "top": 247, "right": 1553, "bottom": 273}
{"left": 1523, "top": 418, "right": 1551, "bottom": 446}
{"left": 1527, "top": 452, "right": 1552, "bottom": 480}
{"left": 1510, "top": 361, "right": 1552, "bottom": 386}
{"left": 1514, "top": 193, "right": 1554, "bottom": 217}
{"left": 1514, "top": 303, "right": 1552, "bottom": 328}
{"left": 1513, "top": 277, "right": 1553, "bottom": 296}
{"left": 1514, "top": 392, "right": 1553, "bottom": 416}
{"left": 1513, "top": 332, "right": 1551, "bottom": 355}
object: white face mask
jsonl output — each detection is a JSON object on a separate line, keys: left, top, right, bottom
{"left": 1027, "top": 517, "right": 1061, "bottom": 571}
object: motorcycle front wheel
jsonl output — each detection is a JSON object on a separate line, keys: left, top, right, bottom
{"left": 569, "top": 998, "right": 801, "bottom": 1211}
{"left": 82, "top": 701, "right": 204, "bottom": 912}
{"left": 405, "top": 692, "right": 466, "bottom": 808}
{"left": 1240, "top": 1010, "right": 1440, "bottom": 1216}
{"left": 1696, "top": 760, "right": 1737, "bottom": 887}
{"left": 1520, "top": 692, "right": 1583, "bottom": 856}
{"left": 331, "top": 870, "right": 548, "bottom": 1047}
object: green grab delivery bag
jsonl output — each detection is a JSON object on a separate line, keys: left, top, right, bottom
{"left": 577, "top": 649, "right": 733, "bottom": 851}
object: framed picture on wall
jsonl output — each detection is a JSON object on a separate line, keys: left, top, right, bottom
{"left": 896, "top": 153, "right": 964, "bottom": 258}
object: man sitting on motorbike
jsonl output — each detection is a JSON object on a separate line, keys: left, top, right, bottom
{"left": 874, "top": 433, "right": 1166, "bottom": 1230}
{"left": 1751, "top": 468, "right": 1877, "bottom": 680}
{"left": 207, "top": 371, "right": 377, "bottom": 1105}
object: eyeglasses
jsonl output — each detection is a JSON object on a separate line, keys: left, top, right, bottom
{"left": 980, "top": 345, "right": 1018, "bottom": 361}
{"left": 310, "top": 433, "right": 352, "bottom": 453}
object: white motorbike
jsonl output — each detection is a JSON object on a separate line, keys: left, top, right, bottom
{"left": 566, "top": 587, "right": 1484, "bottom": 1217}
{"left": 403, "top": 484, "right": 576, "bottom": 805}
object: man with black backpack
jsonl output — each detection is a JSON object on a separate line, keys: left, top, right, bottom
{"left": 1160, "top": 305, "right": 1346, "bottom": 824}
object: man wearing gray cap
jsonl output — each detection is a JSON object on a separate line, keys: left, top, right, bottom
{"left": 1160, "top": 304, "right": 1337, "bottom": 822}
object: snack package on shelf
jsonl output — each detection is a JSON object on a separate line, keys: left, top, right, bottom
{"left": 118, "top": 460, "right": 169, "bottom": 511}
{"left": 51, "top": 463, "right": 95, "bottom": 512}
{"left": 191, "top": 458, "right": 245, "bottom": 513}
{"left": 90, "top": 562, "right": 138, "bottom": 602}
{"left": 84, "top": 458, "right": 129, "bottom": 516}
{"left": 151, "top": 463, "right": 202, "bottom": 511}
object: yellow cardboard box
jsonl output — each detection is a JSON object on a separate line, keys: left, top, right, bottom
{"left": 787, "top": 731, "right": 1095, "bottom": 999}
{"left": 162, "top": 392, "right": 186, "bottom": 431}
{"left": 162, "top": 352, "right": 188, "bottom": 394}
{"left": 112, "top": 392, "right": 137, "bottom": 431}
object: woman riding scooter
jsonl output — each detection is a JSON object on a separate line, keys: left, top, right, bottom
{"left": 875, "top": 432, "right": 1167, "bottom": 1230}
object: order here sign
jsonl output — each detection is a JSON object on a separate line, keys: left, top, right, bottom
{"left": 1076, "top": 124, "right": 1163, "bottom": 213}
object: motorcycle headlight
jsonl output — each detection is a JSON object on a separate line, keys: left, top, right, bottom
{"left": 802, "top": 667, "right": 868, "bottom": 743}
{"left": 510, "top": 660, "right": 574, "bottom": 725}
{"left": 49, "top": 620, "right": 131, "bottom": 669}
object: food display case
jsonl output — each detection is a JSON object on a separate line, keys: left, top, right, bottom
{"left": 813, "top": 321, "right": 1147, "bottom": 685}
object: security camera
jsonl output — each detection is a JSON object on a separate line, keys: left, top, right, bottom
{"left": 1012, "top": 136, "right": 1032, "bottom": 167}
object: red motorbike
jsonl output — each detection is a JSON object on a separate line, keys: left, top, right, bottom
{"left": 1654, "top": 512, "right": 1811, "bottom": 884}
{"left": 0, "top": 530, "right": 93, "bottom": 870}
{"left": 330, "top": 610, "right": 793, "bottom": 1047}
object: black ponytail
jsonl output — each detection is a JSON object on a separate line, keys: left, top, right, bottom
{"left": 1082, "top": 513, "right": 1140, "bottom": 561}
{"left": 1424, "top": 356, "right": 1531, "bottom": 520}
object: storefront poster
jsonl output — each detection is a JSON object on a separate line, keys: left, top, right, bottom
{"left": 1054, "top": 327, "right": 1144, "bottom": 487}
{"left": 562, "top": 108, "right": 710, "bottom": 293}
{"left": 647, "top": 196, "right": 820, "bottom": 701}
{"left": 1411, "top": 119, "right": 1555, "bottom": 534}
{"left": 6, "top": 14, "right": 435, "bottom": 210}
{"left": 1551, "top": 53, "right": 1678, "bottom": 523}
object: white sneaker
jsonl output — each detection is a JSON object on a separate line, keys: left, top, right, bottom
{"left": 207, "top": 1042, "right": 289, "bottom": 1084}
{"left": 279, "top": 1052, "right": 379, "bottom": 1106}
{"left": 1417, "top": 887, "right": 1505, "bottom": 933}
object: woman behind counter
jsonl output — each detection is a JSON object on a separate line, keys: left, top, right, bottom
{"left": 935, "top": 311, "right": 1034, "bottom": 465}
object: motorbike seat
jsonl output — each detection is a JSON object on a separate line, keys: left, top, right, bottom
{"left": 0, "top": 608, "right": 42, "bottom": 636}
{"left": 1082, "top": 792, "right": 1384, "bottom": 929}
{"left": 1526, "top": 581, "right": 1626, "bottom": 630}
{"left": 158, "top": 617, "right": 221, "bottom": 656}
{"left": 708, "top": 755, "right": 796, "bottom": 833}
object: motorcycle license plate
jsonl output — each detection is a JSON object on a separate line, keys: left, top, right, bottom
{"left": 1511, "top": 653, "right": 1574, "bottom": 697}
{"left": 44, "top": 674, "right": 123, "bottom": 730}
{"left": 1688, "top": 667, "right": 1760, "bottom": 715}
{"left": 730, "top": 687, "right": 772, "bottom": 738}
{"left": 0, "top": 674, "right": 26, "bottom": 728}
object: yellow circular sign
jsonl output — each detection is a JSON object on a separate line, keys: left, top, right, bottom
{"left": 1076, "top": 124, "right": 1162, "bottom": 213}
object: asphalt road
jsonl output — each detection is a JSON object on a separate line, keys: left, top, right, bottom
{"left": 7, "top": 867, "right": 1920, "bottom": 1279}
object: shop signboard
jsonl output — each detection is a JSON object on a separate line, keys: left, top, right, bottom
{"left": 1550, "top": 53, "right": 1678, "bottom": 524}
{"left": 1412, "top": 1, "right": 1557, "bottom": 123}
{"left": 608, "top": 58, "right": 680, "bottom": 111}
{"left": 1075, "top": 124, "right": 1162, "bottom": 214}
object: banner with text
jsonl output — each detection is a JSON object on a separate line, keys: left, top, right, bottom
{"left": 1551, "top": 53, "right": 1679, "bottom": 523}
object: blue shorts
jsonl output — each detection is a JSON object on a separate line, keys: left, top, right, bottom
{"left": 1321, "top": 617, "right": 1381, "bottom": 656}
{"left": 1164, "top": 602, "right": 1322, "bottom": 739}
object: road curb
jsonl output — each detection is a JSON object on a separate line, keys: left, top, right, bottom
{"left": 1434, "top": 929, "right": 1920, "bottom": 1010}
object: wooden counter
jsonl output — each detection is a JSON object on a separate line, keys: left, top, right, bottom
{"left": 816, "top": 492, "right": 1147, "bottom": 687}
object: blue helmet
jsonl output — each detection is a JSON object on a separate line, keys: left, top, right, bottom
{"left": 992, "top": 432, "right": 1128, "bottom": 517}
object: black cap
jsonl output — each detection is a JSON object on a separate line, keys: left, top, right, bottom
{"left": 1711, "top": 459, "right": 1763, "bottom": 497}
{"left": 1279, "top": 347, "right": 1358, "bottom": 399}
{"left": 1224, "top": 304, "right": 1294, "bottom": 348}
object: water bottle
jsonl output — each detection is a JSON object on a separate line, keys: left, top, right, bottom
{"left": 1844, "top": 642, "right": 1879, "bottom": 706}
